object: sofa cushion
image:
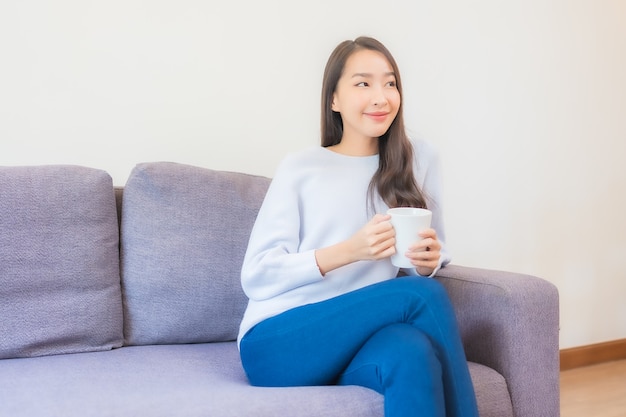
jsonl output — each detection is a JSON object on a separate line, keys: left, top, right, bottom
{"left": 0, "top": 165, "right": 123, "bottom": 359}
{"left": 0, "top": 343, "right": 512, "bottom": 417}
{"left": 120, "top": 162, "right": 270, "bottom": 345}
{"left": 0, "top": 343, "right": 384, "bottom": 417}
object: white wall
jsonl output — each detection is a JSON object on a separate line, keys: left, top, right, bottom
{"left": 1, "top": 0, "right": 624, "bottom": 349}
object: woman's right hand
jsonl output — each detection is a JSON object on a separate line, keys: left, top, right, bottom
{"left": 348, "top": 214, "right": 396, "bottom": 261}
{"left": 314, "top": 214, "right": 396, "bottom": 276}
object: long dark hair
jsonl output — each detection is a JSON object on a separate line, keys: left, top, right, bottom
{"left": 321, "top": 36, "right": 427, "bottom": 210}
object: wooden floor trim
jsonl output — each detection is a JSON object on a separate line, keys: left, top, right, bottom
{"left": 560, "top": 338, "right": 626, "bottom": 371}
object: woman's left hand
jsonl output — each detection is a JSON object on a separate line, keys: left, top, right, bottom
{"left": 405, "top": 228, "right": 441, "bottom": 277}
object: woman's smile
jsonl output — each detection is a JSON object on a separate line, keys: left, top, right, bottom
{"left": 364, "top": 111, "right": 390, "bottom": 122}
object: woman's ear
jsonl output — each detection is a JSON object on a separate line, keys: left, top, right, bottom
{"left": 331, "top": 94, "right": 340, "bottom": 112}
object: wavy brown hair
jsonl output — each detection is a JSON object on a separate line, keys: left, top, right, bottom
{"left": 321, "top": 36, "right": 427, "bottom": 210}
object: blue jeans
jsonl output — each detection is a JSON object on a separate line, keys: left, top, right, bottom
{"left": 240, "top": 277, "right": 479, "bottom": 417}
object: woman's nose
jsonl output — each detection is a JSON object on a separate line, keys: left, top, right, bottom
{"left": 371, "top": 86, "right": 388, "bottom": 107}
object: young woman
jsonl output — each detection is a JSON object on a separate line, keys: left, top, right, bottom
{"left": 237, "top": 36, "right": 479, "bottom": 417}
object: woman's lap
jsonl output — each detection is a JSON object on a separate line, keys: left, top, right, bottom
{"left": 239, "top": 276, "right": 453, "bottom": 386}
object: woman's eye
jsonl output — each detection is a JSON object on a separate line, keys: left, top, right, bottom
{"left": 356, "top": 82, "right": 368, "bottom": 87}
{"left": 386, "top": 81, "right": 396, "bottom": 87}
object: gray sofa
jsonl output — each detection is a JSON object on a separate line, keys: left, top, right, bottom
{"left": 0, "top": 162, "right": 560, "bottom": 417}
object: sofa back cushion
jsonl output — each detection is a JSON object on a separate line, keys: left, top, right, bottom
{"left": 120, "top": 162, "right": 270, "bottom": 345}
{"left": 0, "top": 165, "right": 123, "bottom": 359}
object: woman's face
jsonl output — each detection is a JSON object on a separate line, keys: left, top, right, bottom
{"left": 331, "top": 49, "right": 400, "bottom": 146}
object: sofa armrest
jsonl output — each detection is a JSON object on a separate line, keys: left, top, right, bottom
{"left": 435, "top": 264, "right": 560, "bottom": 417}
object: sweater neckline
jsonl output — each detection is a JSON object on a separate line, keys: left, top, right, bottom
{"left": 319, "top": 146, "right": 379, "bottom": 161}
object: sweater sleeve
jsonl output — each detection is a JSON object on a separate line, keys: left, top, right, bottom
{"left": 240, "top": 157, "right": 324, "bottom": 301}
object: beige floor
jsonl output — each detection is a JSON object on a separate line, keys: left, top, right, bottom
{"left": 560, "top": 359, "right": 626, "bottom": 417}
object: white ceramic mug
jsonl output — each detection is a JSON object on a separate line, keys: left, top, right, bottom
{"left": 387, "top": 207, "right": 432, "bottom": 268}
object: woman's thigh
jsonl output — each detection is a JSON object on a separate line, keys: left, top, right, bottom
{"left": 239, "top": 277, "right": 455, "bottom": 387}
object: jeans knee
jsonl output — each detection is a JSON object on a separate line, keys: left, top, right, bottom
{"left": 407, "top": 276, "right": 446, "bottom": 296}
{"left": 391, "top": 277, "right": 450, "bottom": 308}
{"left": 369, "top": 324, "right": 440, "bottom": 376}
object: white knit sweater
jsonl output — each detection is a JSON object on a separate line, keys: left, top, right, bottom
{"left": 237, "top": 139, "right": 450, "bottom": 345}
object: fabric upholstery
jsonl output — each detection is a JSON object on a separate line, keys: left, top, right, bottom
{"left": 436, "top": 265, "right": 560, "bottom": 417}
{"left": 0, "top": 343, "right": 512, "bottom": 417}
{"left": 0, "top": 162, "right": 559, "bottom": 417}
{"left": 120, "top": 162, "right": 270, "bottom": 345}
{"left": 0, "top": 165, "right": 123, "bottom": 359}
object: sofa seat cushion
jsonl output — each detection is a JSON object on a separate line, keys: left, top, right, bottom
{"left": 0, "top": 343, "right": 383, "bottom": 417}
{"left": 0, "top": 165, "right": 123, "bottom": 359}
{"left": 0, "top": 342, "right": 512, "bottom": 417}
{"left": 120, "top": 162, "right": 271, "bottom": 345}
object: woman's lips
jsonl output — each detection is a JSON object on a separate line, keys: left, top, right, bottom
{"left": 364, "top": 112, "right": 389, "bottom": 122}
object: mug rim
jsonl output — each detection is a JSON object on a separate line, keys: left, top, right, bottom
{"left": 387, "top": 207, "right": 431, "bottom": 216}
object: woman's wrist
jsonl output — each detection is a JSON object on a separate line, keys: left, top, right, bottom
{"left": 314, "top": 240, "right": 358, "bottom": 276}
{"left": 416, "top": 265, "right": 435, "bottom": 277}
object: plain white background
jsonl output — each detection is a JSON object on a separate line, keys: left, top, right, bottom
{"left": 1, "top": 0, "right": 624, "bottom": 349}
